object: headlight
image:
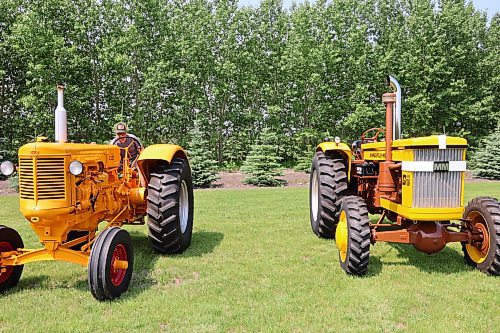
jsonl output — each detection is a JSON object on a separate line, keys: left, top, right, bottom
{"left": 0, "top": 161, "right": 15, "bottom": 176}
{"left": 334, "top": 136, "right": 341, "bottom": 144}
{"left": 69, "top": 160, "right": 84, "bottom": 175}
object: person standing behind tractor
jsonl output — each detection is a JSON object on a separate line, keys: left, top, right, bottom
{"left": 110, "top": 122, "right": 143, "bottom": 169}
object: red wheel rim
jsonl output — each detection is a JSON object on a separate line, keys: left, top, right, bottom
{"left": 110, "top": 244, "right": 128, "bottom": 287}
{"left": 475, "top": 223, "right": 490, "bottom": 254}
{"left": 0, "top": 241, "right": 14, "bottom": 284}
{"left": 465, "top": 211, "right": 491, "bottom": 263}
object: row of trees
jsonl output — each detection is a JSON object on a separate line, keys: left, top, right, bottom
{"left": 1, "top": 0, "right": 498, "bottom": 169}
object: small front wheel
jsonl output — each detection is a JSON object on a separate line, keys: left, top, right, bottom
{"left": 0, "top": 226, "right": 24, "bottom": 292}
{"left": 88, "top": 227, "right": 134, "bottom": 301}
{"left": 335, "top": 196, "right": 371, "bottom": 276}
{"left": 462, "top": 197, "right": 500, "bottom": 275}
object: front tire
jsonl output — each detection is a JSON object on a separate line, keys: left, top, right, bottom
{"left": 309, "top": 151, "right": 348, "bottom": 239}
{"left": 88, "top": 227, "right": 134, "bottom": 301}
{"left": 0, "top": 226, "right": 24, "bottom": 292}
{"left": 335, "top": 196, "right": 371, "bottom": 276}
{"left": 147, "top": 158, "right": 194, "bottom": 254}
{"left": 462, "top": 197, "right": 500, "bottom": 275}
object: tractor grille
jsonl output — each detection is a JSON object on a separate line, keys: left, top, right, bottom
{"left": 414, "top": 148, "right": 465, "bottom": 162}
{"left": 412, "top": 172, "right": 462, "bottom": 208}
{"left": 19, "top": 157, "right": 66, "bottom": 200}
{"left": 36, "top": 158, "right": 66, "bottom": 199}
{"left": 19, "top": 158, "right": 35, "bottom": 200}
{"left": 412, "top": 149, "right": 465, "bottom": 208}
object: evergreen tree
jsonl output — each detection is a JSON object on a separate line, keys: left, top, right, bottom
{"left": 241, "top": 127, "right": 284, "bottom": 186}
{"left": 293, "top": 130, "right": 319, "bottom": 173}
{"left": 470, "top": 125, "right": 500, "bottom": 180}
{"left": 293, "top": 150, "right": 314, "bottom": 173}
{"left": 187, "top": 123, "right": 219, "bottom": 188}
{"left": 0, "top": 0, "right": 496, "bottom": 166}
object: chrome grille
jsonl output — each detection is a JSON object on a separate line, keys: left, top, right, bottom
{"left": 19, "top": 158, "right": 35, "bottom": 199}
{"left": 18, "top": 157, "right": 66, "bottom": 200}
{"left": 412, "top": 149, "right": 465, "bottom": 208}
{"left": 413, "top": 171, "right": 462, "bottom": 208}
{"left": 414, "top": 148, "right": 465, "bottom": 161}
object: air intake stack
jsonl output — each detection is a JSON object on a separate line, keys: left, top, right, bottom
{"left": 54, "top": 84, "right": 67, "bottom": 143}
{"left": 386, "top": 75, "right": 401, "bottom": 140}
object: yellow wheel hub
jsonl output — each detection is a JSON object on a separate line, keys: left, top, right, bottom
{"left": 335, "top": 210, "right": 348, "bottom": 262}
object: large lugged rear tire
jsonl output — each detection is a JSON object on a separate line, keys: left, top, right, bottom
{"left": 88, "top": 227, "right": 134, "bottom": 301}
{"left": 335, "top": 196, "right": 371, "bottom": 276}
{"left": 0, "top": 226, "right": 24, "bottom": 292}
{"left": 147, "top": 158, "right": 194, "bottom": 254}
{"left": 461, "top": 197, "right": 500, "bottom": 275}
{"left": 309, "top": 151, "right": 348, "bottom": 239}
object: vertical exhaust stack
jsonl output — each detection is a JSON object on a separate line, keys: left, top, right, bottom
{"left": 386, "top": 75, "right": 401, "bottom": 140}
{"left": 55, "top": 84, "right": 67, "bottom": 143}
{"left": 378, "top": 81, "right": 398, "bottom": 202}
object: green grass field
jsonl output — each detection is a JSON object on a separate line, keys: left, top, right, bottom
{"left": 0, "top": 183, "right": 499, "bottom": 333}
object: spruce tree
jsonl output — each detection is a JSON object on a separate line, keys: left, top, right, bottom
{"left": 293, "top": 147, "right": 314, "bottom": 173}
{"left": 187, "top": 123, "right": 219, "bottom": 188}
{"left": 241, "top": 128, "right": 284, "bottom": 186}
{"left": 470, "top": 126, "right": 500, "bottom": 180}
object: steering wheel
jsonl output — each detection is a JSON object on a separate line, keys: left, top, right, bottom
{"left": 361, "top": 127, "right": 385, "bottom": 143}
{"left": 113, "top": 135, "right": 142, "bottom": 168}
{"left": 113, "top": 135, "right": 141, "bottom": 148}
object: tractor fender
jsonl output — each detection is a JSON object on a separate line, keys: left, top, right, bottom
{"left": 316, "top": 142, "right": 353, "bottom": 181}
{"left": 137, "top": 144, "right": 188, "bottom": 183}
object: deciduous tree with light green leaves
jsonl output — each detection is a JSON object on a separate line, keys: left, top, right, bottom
{"left": 0, "top": 0, "right": 497, "bottom": 169}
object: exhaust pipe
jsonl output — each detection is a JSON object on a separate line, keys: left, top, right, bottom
{"left": 55, "top": 84, "right": 67, "bottom": 143}
{"left": 386, "top": 75, "right": 401, "bottom": 140}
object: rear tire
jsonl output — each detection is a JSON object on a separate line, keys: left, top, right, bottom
{"left": 309, "top": 151, "right": 348, "bottom": 239}
{"left": 88, "top": 227, "right": 134, "bottom": 301}
{"left": 147, "top": 158, "right": 194, "bottom": 254}
{"left": 335, "top": 196, "right": 370, "bottom": 276}
{"left": 461, "top": 197, "right": 500, "bottom": 275}
{"left": 0, "top": 226, "right": 24, "bottom": 292}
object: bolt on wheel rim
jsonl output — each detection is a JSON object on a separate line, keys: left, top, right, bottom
{"left": 110, "top": 244, "right": 128, "bottom": 287}
{"left": 0, "top": 242, "right": 14, "bottom": 284}
{"left": 335, "top": 211, "right": 348, "bottom": 262}
{"left": 466, "top": 211, "right": 490, "bottom": 264}
{"left": 311, "top": 170, "right": 319, "bottom": 221}
{"left": 179, "top": 180, "right": 189, "bottom": 234}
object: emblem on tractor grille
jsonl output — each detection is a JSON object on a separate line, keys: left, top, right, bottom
{"left": 433, "top": 161, "right": 449, "bottom": 172}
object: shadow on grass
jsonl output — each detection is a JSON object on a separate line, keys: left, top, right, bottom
{"left": 14, "top": 274, "right": 51, "bottom": 291}
{"left": 172, "top": 230, "right": 224, "bottom": 258}
{"left": 122, "top": 229, "right": 224, "bottom": 299}
{"left": 382, "top": 243, "right": 470, "bottom": 274}
{"left": 3, "top": 230, "right": 224, "bottom": 299}
{"left": 5, "top": 273, "right": 88, "bottom": 294}
{"left": 365, "top": 255, "right": 383, "bottom": 277}
{"left": 125, "top": 231, "right": 161, "bottom": 298}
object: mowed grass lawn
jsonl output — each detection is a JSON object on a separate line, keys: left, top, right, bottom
{"left": 0, "top": 183, "right": 499, "bottom": 333}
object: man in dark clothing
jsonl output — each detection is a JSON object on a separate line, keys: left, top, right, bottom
{"left": 110, "top": 122, "right": 143, "bottom": 168}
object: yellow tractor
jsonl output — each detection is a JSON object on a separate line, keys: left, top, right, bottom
{"left": 0, "top": 85, "right": 194, "bottom": 300}
{"left": 309, "top": 76, "right": 500, "bottom": 276}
